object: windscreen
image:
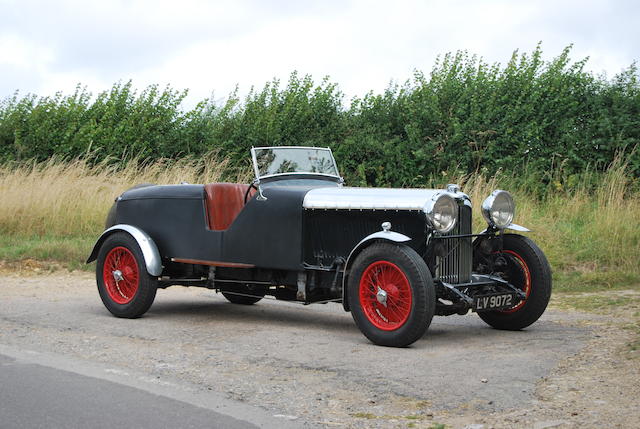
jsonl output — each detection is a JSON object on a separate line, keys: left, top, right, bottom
{"left": 252, "top": 147, "right": 339, "bottom": 178}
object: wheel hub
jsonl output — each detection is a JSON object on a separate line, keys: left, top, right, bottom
{"left": 112, "top": 269, "right": 124, "bottom": 282}
{"left": 376, "top": 287, "right": 388, "bottom": 307}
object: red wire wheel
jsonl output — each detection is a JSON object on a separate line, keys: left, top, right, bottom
{"left": 358, "top": 260, "right": 413, "bottom": 331}
{"left": 102, "top": 246, "right": 140, "bottom": 305}
{"left": 499, "top": 250, "right": 532, "bottom": 313}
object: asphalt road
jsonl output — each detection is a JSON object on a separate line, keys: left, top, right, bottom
{"left": 0, "top": 272, "right": 594, "bottom": 427}
{"left": 0, "top": 352, "right": 256, "bottom": 429}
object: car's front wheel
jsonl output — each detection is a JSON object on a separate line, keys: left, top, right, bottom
{"left": 348, "top": 242, "right": 435, "bottom": 347}
{"left": 96, "top": 232, "right": 158, "bottom": 318}
{"left": 477, "top": 234, "right": 552, "bottom": 330}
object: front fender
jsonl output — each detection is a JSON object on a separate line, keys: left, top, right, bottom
{"left": 341, "top": 230, "right": 411, "bottom": 311}
{"left": 86, "top": 224, "right": 163, "bottom": 276}
{"left": 478, "top": 223, "right": 531, "bottom": 235}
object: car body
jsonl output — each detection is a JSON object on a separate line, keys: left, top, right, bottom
{"left": 88, "top": 146, "right": 552, "bottom": 347}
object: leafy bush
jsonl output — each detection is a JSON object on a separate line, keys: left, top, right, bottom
{"left": 0, "top": 45, "right": 638, "bottom": 189}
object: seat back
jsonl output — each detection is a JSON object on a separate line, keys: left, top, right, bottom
{"left": 204, "top": 183, "right": 253, "bottom": 231}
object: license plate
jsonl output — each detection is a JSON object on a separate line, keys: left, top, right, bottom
{"left": 474, "top": 293, "right": 517, "bottom": 311}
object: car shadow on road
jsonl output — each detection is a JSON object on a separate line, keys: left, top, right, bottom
{"left": 121, "top": 295, "right": 577, "bottom": 349}
{"left": 145, "top": 297, "right": 356, "bottom": 331}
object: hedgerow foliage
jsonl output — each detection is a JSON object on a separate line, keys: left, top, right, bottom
{"left": 0, "top": 45, "right": 638, "bottom": 189}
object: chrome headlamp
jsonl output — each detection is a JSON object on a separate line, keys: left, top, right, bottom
{"left": 425, "top": 193, "right": 458, "bottom": 234}
{"left": 482, "top": 190, "right": 515, "bottom": 229}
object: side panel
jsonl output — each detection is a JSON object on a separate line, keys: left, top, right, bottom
{"left": 116, "top": 195, "right": 222, "bottom": 262}
{"left": 113, "top": 184, "right": 314, "bottom": 271}
{"left": 303, "top": 209, "right": 428, "bottom": 267}
{"left": 222, "top": 186, "right": 307, "bottom": 270}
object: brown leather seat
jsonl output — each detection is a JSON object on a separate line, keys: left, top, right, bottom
{"left": 204, "top": 183, "right": 254, "bottom": 231}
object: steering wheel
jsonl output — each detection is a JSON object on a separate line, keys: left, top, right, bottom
{"left": 244, "top": 181, "right": 258, "bottom": 204}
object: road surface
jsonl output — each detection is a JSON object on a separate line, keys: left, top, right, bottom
{"left": 1, "top": 272, "right": 638, "bottom": 428}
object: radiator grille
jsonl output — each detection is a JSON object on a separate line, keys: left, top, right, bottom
{"left": 436, "top": 204, "right": 472, "bottom": 283}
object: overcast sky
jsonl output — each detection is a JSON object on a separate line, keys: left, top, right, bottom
{"left": 1, "top": 0, "right": 638, "bottom": 107}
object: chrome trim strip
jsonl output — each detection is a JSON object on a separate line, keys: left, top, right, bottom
{"left": 258, "top": 172, "right": 342, "bottom": 181}
{"left": 478, "top": 223, "right": 531, "bottom": 233}
{"left": 250, "top": 147, "right": 260, "bottom": 179}
{"left": 171, "top": 258, "right": 254, "bottom": 268}
{"left": 86, "top": 224, "right": 162, "bottom": 276}
{"left": 304, "top": 187, "right": 469, "bottom": 211}
{"left": 253, "top": 145, "right": 333, "bottom": 150}
{"left": 506, "top": 223, "right": 531, "bottom": 232}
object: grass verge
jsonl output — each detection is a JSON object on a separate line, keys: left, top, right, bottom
{"left": 0, "top": 235, "right": 94, "bottom": 272}
{"left": 1, "top": 155, "right": 638, "bottom": 295}
{"left": 551, "top": 290, "right": 640, "bottom": 358}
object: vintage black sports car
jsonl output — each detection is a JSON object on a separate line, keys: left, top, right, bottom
{"left": 87, "top": 146, "right": 551, "bottom": 347}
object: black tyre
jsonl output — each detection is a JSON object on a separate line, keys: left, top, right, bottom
{"left": 96, "top": 232, "right": 158, "bottom": 318}
{"left": 348, "top": 242, "right": 435, "bottom": 347}
{"left": 478, "top": 234, "right": 552, "bottom": 330}
{"left": 221, "top": 284, "right": 266, "bottom": 305}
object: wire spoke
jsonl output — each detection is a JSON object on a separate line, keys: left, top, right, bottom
{"left": 103, "top": 246, "right": 139, "bottom": 304}
{"left": 358, "top": 260, "right": 412, "bottom": 330}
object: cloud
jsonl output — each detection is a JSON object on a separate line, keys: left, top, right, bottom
{"left": 0, "top": 0, "right": 638, "bottom": 106}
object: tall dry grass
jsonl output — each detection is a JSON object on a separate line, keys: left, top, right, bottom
{"left": 438, "top": 155, "right": 640, "bottom": 289}
{"left": 0, "top": 153, "right": 250, "bottom": 237}
{"left": 0, "top": 154, "right": 638, "bottom": 289}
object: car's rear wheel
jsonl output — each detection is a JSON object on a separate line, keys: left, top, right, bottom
{"left": 221, "top": 284, "right": 266, "bottom": 305}
{"left": 478, "top": 234, "right": 551, "bottom": 330}
{"left": 96, "top": 232, "right": 158, "bottom": 318}
{"left": 348, "top": 242, "right": 435, "bottom": 347}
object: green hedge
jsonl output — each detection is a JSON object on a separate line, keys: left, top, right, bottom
{"left": 1, "top": 45, "right": 638, "bottom": 189}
